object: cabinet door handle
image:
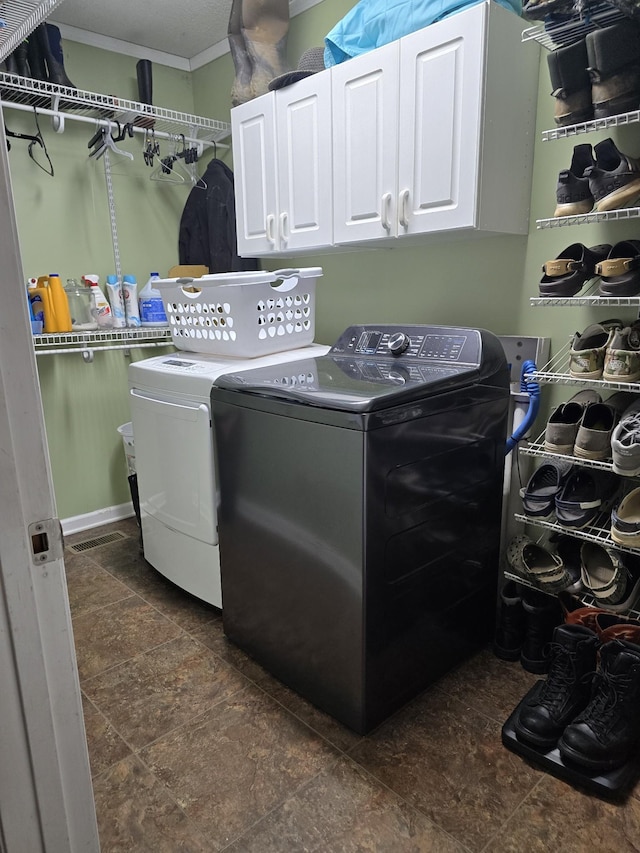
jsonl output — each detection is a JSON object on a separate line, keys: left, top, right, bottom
{"left": 266, "top": 214, "right": 276, "bottom": 246}
{"left": 398, "top": 189, "right": 410, "bottom": 228}
{"left": 381, "top": 192, "right": 392, "bottom": 231}
{"left": 280, "top": 211, "right": 289, "bottom": 243}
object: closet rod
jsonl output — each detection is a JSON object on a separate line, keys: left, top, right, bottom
{"left": 1, "top": 100, "right": 229, "bottom": 150}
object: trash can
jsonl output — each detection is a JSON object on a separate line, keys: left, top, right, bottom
{"left": 117, "top": 422, "right": 141, "bottom": 529}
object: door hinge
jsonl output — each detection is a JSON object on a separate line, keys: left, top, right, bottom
{"left": 28, "top": 519, "right": 64, "bottom": 566}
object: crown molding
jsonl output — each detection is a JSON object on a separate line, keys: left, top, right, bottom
{"left": 50, "top": 21, "right": 191, "bottom": 70}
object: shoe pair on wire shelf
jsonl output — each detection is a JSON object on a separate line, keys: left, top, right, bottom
{"left": 519, "top": 458, "right": 619, "bottom": 529}
{"left": 555, "top": 138, "right": 640, "bottom": 218}
{"left": 544, "top": 390, "right": 632, "bottom": 458}
{"left": 539, "top": 241, "right": 640, "bottom": 297}
{"left": 570, "top": 320, "right": 640, "bottom": 383}
{"left": 506, "top": 533, "right": 639, "bottom": 607}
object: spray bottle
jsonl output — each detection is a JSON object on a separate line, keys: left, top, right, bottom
{"left": 82, "top": 274, "right": 113, "bottom": 329}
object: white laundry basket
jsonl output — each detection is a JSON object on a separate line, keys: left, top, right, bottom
{"left": 155, "top": 267, "right": 321, "bottom": 357}
{"left": 117, "top": 422, "right": 136, "bottom": 475}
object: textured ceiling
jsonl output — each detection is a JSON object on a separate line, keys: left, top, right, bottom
{"left": 52, "top": 0, "right": 241, "bottom": 61}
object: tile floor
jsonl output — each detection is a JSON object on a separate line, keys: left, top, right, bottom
{"left": 66, "top": 519, "right": 640, "bottom": 853}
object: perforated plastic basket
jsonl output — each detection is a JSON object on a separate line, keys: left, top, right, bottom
{"left": 155, "top": 267, "right": 321, "bottom": 357}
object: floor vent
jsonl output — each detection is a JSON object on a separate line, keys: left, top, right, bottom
{"left": 67, "top": 531, "right": 127, "bottom": 553}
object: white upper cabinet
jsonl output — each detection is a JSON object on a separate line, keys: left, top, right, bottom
{"left": 233, "top": 72, "right": 333, "bottom": 256}
{"left": 331, "top": 41, "right": 400, "bottom": 243}
{"left": 232, "top": 1, "right": 538, "bottom": 256}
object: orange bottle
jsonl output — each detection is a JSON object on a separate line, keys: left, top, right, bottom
{"left": 47, "top": 273, "right": 72, "bottom": 332}
{"left": 31, "top": 275, "right": 57, "bottom": 332}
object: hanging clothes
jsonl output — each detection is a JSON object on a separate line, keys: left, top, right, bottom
{"left": 178, "top": 158, "right": 259, "bottom": 273}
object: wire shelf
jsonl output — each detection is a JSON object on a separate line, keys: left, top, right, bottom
{"left": 542, "top": 109, "right": 640, "bottom": 141}
{"left": 521, "top": 1, "right": 625, "bottom": 50}
{"left": 513, "top": 510, "right": 640, "bottom": 553}
{"left": 503, "top": 569, "right": 640, "bottom": 619}
{"left": 0, "top": 0, "right": 65, "bottom": 62}
{"left": 518, "top": 428, "right": 621, "bottom": 472}
{"left": 0, "top": 73, "right": 231, "bottom": 143}
{"left": 532, "top": 337, "right": 640, "bottom": 392}
{"left": 531, "top": 277, "right": 640, "bottom": 306}
{"left": 33, "top": 327, "right": 172, "bottom": 348}
{"left": 537, "top": 206, "right": 640, "bottom": 229}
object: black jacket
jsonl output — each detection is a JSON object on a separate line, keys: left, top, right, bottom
{"left": 178, "top": 158, "right": 259, "bottom": 273}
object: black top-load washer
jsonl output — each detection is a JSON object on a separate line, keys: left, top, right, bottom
{"left": 211, "top": 324, "right": 510, "bottom": 734}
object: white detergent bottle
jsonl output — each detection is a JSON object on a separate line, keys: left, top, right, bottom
{"left": 139, "top": 273, "right": 167, "bottom": 326}
{"left": 122, "top": 275, "right": 141, "bottom": 327}
{"left": 105, "top": 275, "right": 126, "bottom": 328}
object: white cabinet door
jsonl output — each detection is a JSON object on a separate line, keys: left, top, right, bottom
{"left": 232, "top": 93, "right": 279, "bottom": 256}
{"left": 397, "top": 3, "right": 485, "bottom": 235}
{"left": 331, "top": 41, "right": 400, "bottom": 245}
{"left": 275, "top": 71, "right": 333, "bottom": 252}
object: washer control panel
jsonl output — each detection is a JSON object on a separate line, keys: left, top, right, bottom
{"left": 330, "top": 325, "right": 481, "bottom": 365}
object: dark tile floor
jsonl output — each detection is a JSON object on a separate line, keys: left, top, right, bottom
{"left": 66, "top": 519, "right": 640, "bottom": 853}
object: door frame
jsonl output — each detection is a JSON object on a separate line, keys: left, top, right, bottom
{"left": 0, "top": 102, "right": 99, "bottom": 852}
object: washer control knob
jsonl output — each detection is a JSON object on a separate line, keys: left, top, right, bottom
{"left": 388, "top": 332, "right": 410, "bottom": 355}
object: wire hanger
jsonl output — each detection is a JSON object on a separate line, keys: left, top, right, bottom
{"left": 149, "top": 134, "right": 190, "bottom": 184}
{"left": 5, "top": 108, "right": 54, "bottom": 176}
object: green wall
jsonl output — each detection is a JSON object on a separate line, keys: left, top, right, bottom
{"left": 12, "top": 1, "right": 631, "bottom": 521}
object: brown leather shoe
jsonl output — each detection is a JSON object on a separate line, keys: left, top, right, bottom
{"left": 595, "top": 612, "right": 640, "bottom": 644}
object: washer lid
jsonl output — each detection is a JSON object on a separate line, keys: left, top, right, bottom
{"left": 213, "top": 325, "right": 505, "bottom": 413}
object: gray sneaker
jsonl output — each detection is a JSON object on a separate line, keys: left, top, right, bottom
{"left": 611, "top": 399, "right": 640, "bottom": 476}
{"left": 574, "top": 391, "right": 633, "bottom": 461}
{"left": 545, "top": 389, "right": 601, "bottom": 454}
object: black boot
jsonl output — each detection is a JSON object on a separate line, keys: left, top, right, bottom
{"left": 559, "top": 638, "right": 640, "bottom": 771}
{"left": 13, "top": 41, "right": 30, "bottom": 77}
{"left": 547, "top": 39, "right": 593, "bottom": 128}
{"left": 520, "top": 588, "right": 563, "bottom": 674}
{"left": 514, "top": 623, "right": 599, "bottom": 750}
{"left": 493, "top": 580, "right": 526, "bottom": 662}
{"left": 27, "top": 26, "right": 47, "bottom": 81}
{"left": 34, "top": 23, "right": 75, "bottom": 88}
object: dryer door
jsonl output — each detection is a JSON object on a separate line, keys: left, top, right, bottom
{"left": 130, "top": 390, "right": 217, "bottom": 544}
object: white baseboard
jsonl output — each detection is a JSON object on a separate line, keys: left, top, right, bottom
{"left": 61, "top": 502, "right": 134, "bottom": 536}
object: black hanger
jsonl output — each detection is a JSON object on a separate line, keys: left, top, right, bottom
{"left": 5, "top": 109, "right": 54, "bottom": 176}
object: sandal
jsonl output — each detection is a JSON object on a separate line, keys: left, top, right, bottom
{"left": 506, "top": 535, "right": 571, "bottom": 592}
{"left": 519, "top": 460, "right": 572, "bottom": 517}
{"left": 597, "top": 240, "right": 640, "bottom": 296}
{"left": 539, "top": 243, "right": 611, "bottom": 297}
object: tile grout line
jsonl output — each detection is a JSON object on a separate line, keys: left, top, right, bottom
{"left": 477, "top": 775, "right": 548, "bottom": 853}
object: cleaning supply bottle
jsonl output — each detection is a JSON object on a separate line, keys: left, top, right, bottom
{"left": 139, "top": 273, "right": 167, "bottom": 326}
{"left": 28, "top": 276, "right": 51, "bottom": 331}
{"left": 30, "top": 274, "right": 70, "bottom": 333}
{"left": 64, "top": 278, "right": 97, "bottom": 330}
{"left": 48, "top": 273, "right": 72, "bottom": 332}
{"left": 122, "top": 274, "right": 141, "bottom": 327}
{"left": 105, "top": 274, "right": 126, "bottom": 328}
{"left": 82, "top": 274, "right": 113, "bottom": 329}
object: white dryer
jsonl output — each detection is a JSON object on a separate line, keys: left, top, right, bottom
{"left": 128, "top": 343, "right": 329, "bottom": 607}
